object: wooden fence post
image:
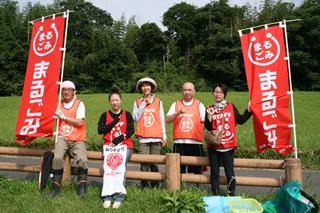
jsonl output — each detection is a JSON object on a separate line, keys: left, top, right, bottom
{"left": 62, "top": 154, "right": 71, "bottom": 185}
{"left": 284, "top": 158, "right": 302, "bottom": 184}
{"left": 166, "top": 153, "right": 180, "bottom": 191}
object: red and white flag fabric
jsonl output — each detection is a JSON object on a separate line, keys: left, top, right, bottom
{"left": 240, "top": 24, "right": 294, "bottom": 155}
{"left": 15, "top": 15, "right": 66, "bottom": 145}
{"left": 101, "top": 145, "right": 127, "bottom": 197}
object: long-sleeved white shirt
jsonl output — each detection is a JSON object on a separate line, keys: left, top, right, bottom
{"left": 132, "top": 95, "right": 167, "bottom": 143}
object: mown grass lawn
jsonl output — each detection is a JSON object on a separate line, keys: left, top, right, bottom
{"left": 0, "top": 176, "right": 207, "bottom": 213}
{"left": 1, "top": 175, "right": 319, "bottom": 213}
{"left": 0, "top": 92, "right": 320, "bottom": 168}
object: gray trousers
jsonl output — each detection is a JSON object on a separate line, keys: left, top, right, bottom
{"left": 52, "top": 137, "right": 88, "bottom": 170}
{"left": 139, "top": 142, "right": 161, "bottom": 172}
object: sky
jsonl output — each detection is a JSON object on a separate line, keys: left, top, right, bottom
{"left": 18, "top": 0, "right": 302, "bottom": 29}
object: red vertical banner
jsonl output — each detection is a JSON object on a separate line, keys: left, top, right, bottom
{"left": 240, "top": 24, "right": 294, "bottom": 155}
{"left": 15, "top": 15, "right": 66, "bottom": 144}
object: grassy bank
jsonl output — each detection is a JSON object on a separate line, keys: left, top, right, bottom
{"left": 0, "top": 176, "right": 318, "bottom": 213}
{"left": 1, "top": 92, "right": 320, "bottom": 169}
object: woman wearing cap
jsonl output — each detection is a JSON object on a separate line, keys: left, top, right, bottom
{"left": 204, "top": 82, "right": 251, "bottom": 196}
{"left": 97, "top": 89, "right": 134, "bottom": 209}
{"left": 133, "top": 77, "right": 167, "bottom": 188}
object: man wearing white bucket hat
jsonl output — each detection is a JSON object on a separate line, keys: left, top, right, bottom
{"left": 48, "top": 80, "right": 88, "bottom": 199}
{"left": 133, "top": 77, "right": 167, "bottom": 188}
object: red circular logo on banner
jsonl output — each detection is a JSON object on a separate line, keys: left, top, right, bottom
{"left": 106, "top": 153, "right": 123, "bottom": 170}
{"left": 248, "top": 32, "right": 280, "bottom": 66}
{"left": 33, "top": 22, "right": 59, "bottom": 56}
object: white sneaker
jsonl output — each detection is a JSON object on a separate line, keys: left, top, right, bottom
{"left": 112, "top": 201, "right": 122, "bottom": 209}
{"left": 103, "top": 200, "right": 111, "bottom": 208}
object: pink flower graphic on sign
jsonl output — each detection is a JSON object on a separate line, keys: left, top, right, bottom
{"left": 106, "top": 153, "right": 123, "bottom": 170}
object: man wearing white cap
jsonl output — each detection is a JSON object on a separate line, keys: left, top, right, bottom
{"left": 48, "top": 80, "right": 88, "bottom": 199}
{"left": 166, "top": 82, "right": 206, "bottom": 174}
{"left": 133, "top": 77, "right": 167, "bottom": 188}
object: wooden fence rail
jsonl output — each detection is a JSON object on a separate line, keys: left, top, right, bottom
{"left": 0, "top": 146, "right": 302, "bottom": 191}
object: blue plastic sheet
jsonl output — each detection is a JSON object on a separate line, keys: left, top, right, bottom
{"left": 203, "top": 196, "right": 241, "bottom": 213}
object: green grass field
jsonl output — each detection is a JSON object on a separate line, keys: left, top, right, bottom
{"left": 1, "top": 92, "right": 320, "bottom": 168}
{"left": 0, "top": 176, "right": 275, "bottom": 213}
{"left": 0, "top": 176, "right": 318, "bottom": 212}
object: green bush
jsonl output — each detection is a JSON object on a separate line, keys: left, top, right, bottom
{"left": 161, "top": 189, "right": 205, "bottom": 212}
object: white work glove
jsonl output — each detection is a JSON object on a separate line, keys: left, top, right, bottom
{"left": 55, "top": 109, "right": 66, "bottom": 120}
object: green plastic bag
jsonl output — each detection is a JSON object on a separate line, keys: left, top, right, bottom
{"left": 262, "top": 180, "right": 318, "bottom": 213}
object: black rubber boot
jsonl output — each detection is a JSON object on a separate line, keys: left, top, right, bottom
{"left": 227, "top": 176, "right": 236, "bottom": 196}
{"left": 150, "top": 181, "right": 159, "bottom": 188}
{"left": 47, "top": 169, "right": 63, "bottom": 198}
{"left": 77, "top": 168, "right": 87, "bottom": 199}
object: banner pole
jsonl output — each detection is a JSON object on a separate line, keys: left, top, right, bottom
{"left": 239, "top": 19, "right": 301, "bottom": 33}
{"left": 283, "top": 20, "right": 298, "bottom": 158}
{"left": 55, "top": 10, "right": 70, "bottom": 144}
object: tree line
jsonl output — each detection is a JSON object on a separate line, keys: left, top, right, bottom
{"left": 0, "top": 0, "right": 319, "bottom": 96}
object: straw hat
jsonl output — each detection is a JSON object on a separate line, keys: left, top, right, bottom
{"left": 136, "top": 77, "right": 157, "bottom": 92}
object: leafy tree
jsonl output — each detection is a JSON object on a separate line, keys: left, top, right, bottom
{"left": 0, "top": 0, "right": 319, "bottom": 96}
{"left": 289, "top": 0, "right": 320, "bottom": 90}
{"left": 112, "top": 13, "right": 126, "bottom": 40}
{"left": 163, "top": 2, "right": 197, "bottom": 70}
{"left": 133, "top": 23, "right": 165, "bottom": 63}
{"left": 0, "top": 0, "right": 26, "bottom": 95}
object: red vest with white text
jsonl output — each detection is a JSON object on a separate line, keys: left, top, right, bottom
{"left": 208, "top": 103, "right": 237, "bottom": 149}
{"left": 103, "top": 110, "right": 133, "bottom": 149}
{"left": 58, "top": 99, "right": 86, "bottom": 142}
{"left": 135, "top": 97, "right": 162, "bottom": 139}
{"left": 173, "top": 99, "right": 203, "bottom": 142}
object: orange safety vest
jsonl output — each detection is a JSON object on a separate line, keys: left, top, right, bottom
{"left": 173, "top": 99, "right": 203, "bottom": 142}
{"left": 207, "top": 102, "right": 237, "bottom": 149}
{"left": 135, "top": 97, "right": 162, "bottom": 139}
{"left": 103, "top": 110, "right": 133, "bottom": 149}
{"left": 58, "top": 99, "right": 86, "bottom": 142}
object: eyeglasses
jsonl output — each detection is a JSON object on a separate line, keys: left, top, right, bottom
{"left": 213, "top": 91, "right": 224, "bottom": 94}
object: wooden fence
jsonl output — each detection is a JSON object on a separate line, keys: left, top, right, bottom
{"left": 0, "top": 146, "right": 302, "bottom": 191}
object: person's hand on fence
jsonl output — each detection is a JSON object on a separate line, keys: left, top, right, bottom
{"left": 161, "top": 138, "right": 167, "bottom": 147}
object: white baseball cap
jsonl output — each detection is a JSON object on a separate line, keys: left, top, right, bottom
{"left": 61, "top": 80, "right": 75, "bottom": 90}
